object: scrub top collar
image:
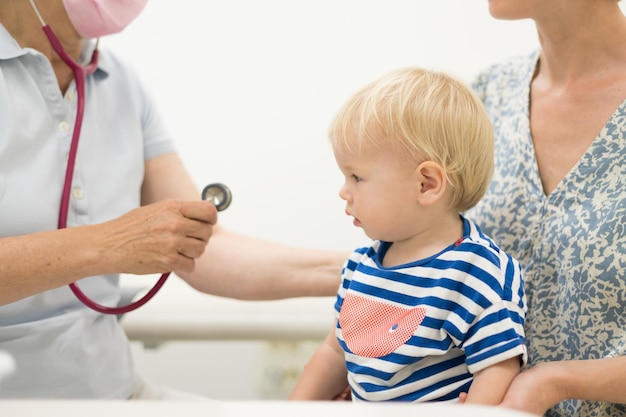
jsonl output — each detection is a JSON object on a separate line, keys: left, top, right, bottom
{"left": 0, "top": 23, "right": 109, "bottom": 77}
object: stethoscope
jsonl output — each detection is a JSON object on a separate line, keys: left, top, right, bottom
{"left": 30, "top": 0, "right": 232, "bottom": 315}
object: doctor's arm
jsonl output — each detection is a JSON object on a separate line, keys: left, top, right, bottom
{"left": 0, "top": 227, "right": 111, "bottom": 305}
{"left": 142, "top": 152, "right": 346, "bottom": 300}
{"left": 0, "top": 182, "right": 216, "bottom": 306}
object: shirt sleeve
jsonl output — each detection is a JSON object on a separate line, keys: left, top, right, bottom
{"left": 459, "top": 248, "right": 527, "bottom": 374}
{"left": 462, "top": 299, "right": 528, "bottom": 374}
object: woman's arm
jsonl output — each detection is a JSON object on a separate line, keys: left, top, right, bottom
{"left": 500, "top": 357, "right": 626, "bottom": 416}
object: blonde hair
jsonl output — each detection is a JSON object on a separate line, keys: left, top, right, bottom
{"left": 328, "top": 67, "right": 494, "bottom": 212}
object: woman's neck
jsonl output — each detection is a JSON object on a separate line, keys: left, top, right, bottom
{"left": 534, "top": 4, "right": 626, "bottom": 85}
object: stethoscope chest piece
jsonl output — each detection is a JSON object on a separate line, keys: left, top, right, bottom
{"left": 202, "top": 183, "right": 232, "bottom": 212}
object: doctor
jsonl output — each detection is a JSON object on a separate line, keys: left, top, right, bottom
{"left": 0, "top": 0, "right": 345, "bottom": 399}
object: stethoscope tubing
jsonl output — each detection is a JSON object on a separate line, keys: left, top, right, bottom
{"left": 36, "top": 8, "right": 231, "bottom": 315}
{"left": 43, "top": 25, "right": 159, "bottom": 315}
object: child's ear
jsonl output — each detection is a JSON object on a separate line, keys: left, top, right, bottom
{"left": 415, "top": 161, "right": 446, "bottom": 206}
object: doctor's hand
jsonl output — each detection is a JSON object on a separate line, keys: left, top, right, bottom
{"left": 94, "top": 199, "right": 217, "bottom": 275}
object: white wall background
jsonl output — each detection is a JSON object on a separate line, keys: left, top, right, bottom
{"left": 106, "top": 0, "right": 541, "bottom": 253}
{"left": 103, "top": 0, "right": 575, "bottom": 401}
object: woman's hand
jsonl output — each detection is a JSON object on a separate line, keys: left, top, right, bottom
{"left": 459, "top": 362, "right": 559, "bottom": 416}
{"left": 499, "top": 362, "right": 561, "bottom": 416}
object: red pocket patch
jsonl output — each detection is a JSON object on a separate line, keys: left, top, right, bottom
{"left": 339, "top": 293, "right": 426, "bottom": 358}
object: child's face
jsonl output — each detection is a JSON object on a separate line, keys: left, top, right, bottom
{"left": 333, "top": 144, "right": 422, "bottom": 242}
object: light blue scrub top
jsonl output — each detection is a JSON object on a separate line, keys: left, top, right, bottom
{"left": 0, "top": 24, "right": 176, "bottom": 398}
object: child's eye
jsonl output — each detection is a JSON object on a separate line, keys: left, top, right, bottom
{"left": 351, "top": 174, "right": 362, "bottom": 183}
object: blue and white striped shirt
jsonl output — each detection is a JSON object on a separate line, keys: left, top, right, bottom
{"left": 335, "top": 216, "right": 527, "bottom": 402}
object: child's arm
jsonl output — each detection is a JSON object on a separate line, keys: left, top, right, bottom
{"left": 464, "top": 356, "right": 521, "bottom": 404}
{"left": 289, "top": 323, "right": 348, "bottom": 400}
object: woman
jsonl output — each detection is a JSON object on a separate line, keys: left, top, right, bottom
{"left": 466, "top": 1, "right": 626, "bottom": 416}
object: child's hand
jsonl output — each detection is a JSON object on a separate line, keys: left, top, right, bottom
{"left": 332, "top": 386, "right": 351, "bottom": 401}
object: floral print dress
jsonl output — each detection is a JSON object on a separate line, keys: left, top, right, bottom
{"left": 467, "top": 50, "right": 626, "bottom": 417}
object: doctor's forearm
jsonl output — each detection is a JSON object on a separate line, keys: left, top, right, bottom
{"left": 180, "top": 227, "right": 346, "bottom": 300}
{"left": 0, "top": 198, "right": 211, "bottom": 305}
{"left": 142, "top": 153, "right": 348, "bottom": 300}
{"left": 0, "top": 227, "right": 106, "bottom": 305}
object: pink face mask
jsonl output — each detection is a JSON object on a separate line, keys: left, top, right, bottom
{"left": 62, "top": 0, "right": 148, "bottom": 38}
